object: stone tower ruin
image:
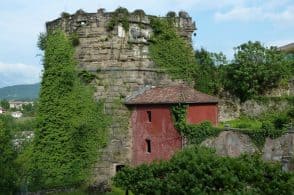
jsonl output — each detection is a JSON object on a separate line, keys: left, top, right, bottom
{"left": 46, "top": 8, "right": 196, "bottom": 188}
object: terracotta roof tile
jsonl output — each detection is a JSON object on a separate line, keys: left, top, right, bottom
{"left": 125, "top": 85, "right": 218, "bottom": 105}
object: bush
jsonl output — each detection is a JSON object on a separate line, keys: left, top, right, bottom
{"left": 194, "top": 48, "right": 227, "bottom": 95}
{"left": 113, "top": 146, "right": 294, "bottom": 194}
{"left": 224, "top": 41, "right": 292, "bottom": 101}
{"left": 107, "top": 7, "right": 129, "bottom": 31}
{"left": 166, "top": 11, "right": 176, "bottom": 18}
{"left": 0, "top": 117, "right": 17, "bottom": 193}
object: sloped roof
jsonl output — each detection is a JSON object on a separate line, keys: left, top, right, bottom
{"left": 125, "top": 85, "right": 218, "bottom": 105}
{"left": 279, "top": 43, "right": 294, "bottom": 53}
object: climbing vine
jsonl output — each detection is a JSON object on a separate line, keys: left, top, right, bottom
{"left": 171, "top": 104, "right": 222, "bottom": 145}
{"left": 29, "top": 30, "right": 109, "bottom": 190}
{"left": 171, "top": 104, "right": 288, "bottom": 148}
{"left": 238, "top": 126, "right": 286, "bottom": 149}
{"left": 107, "top": 7, "right": 130, "bottom": 32}
{"left": 149, "top": 18, "right": 199, "bottom": 84}
{"left": 78, "top": 70, "right": 96, "bottom": 84}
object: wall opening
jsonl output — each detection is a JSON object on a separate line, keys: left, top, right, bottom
{"left": 146, "top": 139, "right": 151, "bottom": 153}
{"left": 115, "top": 164, "right": 125, "bottom": 173}
{"left": 147, "top": 111, "right": 152, "bottom": 122}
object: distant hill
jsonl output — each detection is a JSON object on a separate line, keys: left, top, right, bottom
{"left": 0, "top": 83, "right": 40, "bottom": 100}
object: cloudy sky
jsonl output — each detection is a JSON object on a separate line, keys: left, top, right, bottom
{"left": 0, "top": 0, "right": 293, "bottom": 88}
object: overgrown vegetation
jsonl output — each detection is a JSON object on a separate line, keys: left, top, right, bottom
{"left": 171, "top": 104, "right": 221, "bottom": 144}
{"left": 148, "top": 17, "right": 292, "bottom": 101}
{"left": 194, "top": 48, "right": 227, "bottom": 94}
{"left": 107, "top": 7, "right": 130, "bottom": 32}
{"left": 38, "top": 32, "right": 80, "bottom": 51}
{"left": 149, "top": 18, "right": 198, "bottom": 84}
{"left": 28, "top": 30, "right": 109, "bottom": 190}
{"left": 172, "top": 104, "right": 292, "bottom": 148}
{"left": 78, "top": 70, "right": 96, "bottom": 84}
{"left": 224, "top": 41, "right": 293, "bottom": 101}
{"left": 113, "top": 146, "right": 294, "bottom": 194}
{"left": 61, "top": 12, "right": 71, "bottom": 18}
{"left": 0, "top": 116, "right": 18, "bottom": 193}
{"left": 192, "top": 41, "right": 293, "bottom": 101}
{"left": 0, "top": 99, "right": 10, "bottom": 109}
{"left": 132, "top": 9, "right": 145, "bottom": 18}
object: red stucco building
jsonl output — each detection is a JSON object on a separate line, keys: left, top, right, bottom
{"left": 125, "top": 85, "right": 218, "bottom": 165}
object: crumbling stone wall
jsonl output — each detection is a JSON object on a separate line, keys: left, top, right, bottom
{"left": 219, "top": 97, "right": 292, "bottom": 122}
{"left": 201, "top": 130, "right": 294, "bottom": 171}
{"left": 46, "top": 8, "right": 196, "bottom": 188}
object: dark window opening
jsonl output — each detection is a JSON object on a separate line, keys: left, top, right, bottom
{"left": 147, "top": 111, "right": 152, "bottom": 122}
{"left": 146, "top": 139, "right": 151, "bottom": 153}
{"left": 116, "top": 164, "right": 125, "bottom": 172}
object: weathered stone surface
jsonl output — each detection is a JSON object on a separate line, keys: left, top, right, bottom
{"left": 202, "top": 130, "right": 294, "bottom": 171}
{"left": 201, "top": 131, "right": 258, "bottom": 157}
{"left": 263, "top": 133, "right": 294, "bottom": 162}
{"left": 219, "top": 97, "right": 292, "bottom": 121}
{"left": 240, "top": 99, "right": 289, "bottom": 117}
{"left": 218, "top": 100, "right": 240, "bottom": 122}
{"left": 46, "top": 8, "right": 196, "bottom": 187}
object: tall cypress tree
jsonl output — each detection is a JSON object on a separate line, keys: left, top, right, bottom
{"left": 30, "top": 30, "right": 107, "bottom": 189}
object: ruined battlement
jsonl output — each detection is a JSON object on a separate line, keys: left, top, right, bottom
{"left": 45, "top": 8, "right": 196, "bottom": 190}
{"left": 46, "top": 8, "right": 196, "bottom": 44}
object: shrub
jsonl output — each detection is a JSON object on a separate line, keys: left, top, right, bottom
{"left": 113, "top": 146, "right": 294, "bottom": 194}
{"left": 107, "top": 7, "right": 130, "bottom": 31}
{"left": 224, "top": 41, "right": 292, "bottom": 101}
{"left": 61, "top": 12, "right": 70, "bottom": 18}
{"left": 166, "top": 11, "right": 176, "bottom": 18}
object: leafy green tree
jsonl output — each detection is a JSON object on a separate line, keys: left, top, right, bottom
{"left": 0, "top": 116, "right": 17, "bottom": 193}
{"left": 113, "top": 147, "right": 294, "bottom": 194}
{"left": 194, "top": 48, "right": 227, "bottom": 94}
{"left": 30, "top": 30, "right": 108, "bottom": 190}
{"left": 0, "top": 99, "right": 10, "bottom": 110}
{"left": 22, "top": 103, "right": 35, "bottom": 117}
{"left": 225, "top": 41, "right": 291, "bottom": 101}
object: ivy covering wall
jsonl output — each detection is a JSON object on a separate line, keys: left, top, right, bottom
{"left": 0, "top": 116, "right": 18, "bottom": 193}
{"left": 171, "top": 104, "right": 290, "bottom": 148}
{"left": 28, "top": 30, "right": 109, "bottom": 190}
{"left": 149, "top": 18, "right": 199, "bottom": 84}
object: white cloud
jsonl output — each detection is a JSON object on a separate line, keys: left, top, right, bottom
{"left": 214, "top": 3, "right": 294, "bottom": 26}
{"left": 266, "top": 39, "right": 294, "bottom": 47}
{"left": 0, "top": 62, "right": 42, "bottom": 87}
{"left": 214, "top": 7, "right": 262, "bottom": 22}
{"left": 265, "top": 6, "right": 294, "bottom": 25}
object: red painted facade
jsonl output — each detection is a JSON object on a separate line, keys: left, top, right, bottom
{"left": 131, "top": 105, "right": 182, "bottom": 165}
{"left": 131, "top": 103, "right": 218, "bottom": 165}
{"left": 187, "top": 103, "right": 218, "bottom": 125}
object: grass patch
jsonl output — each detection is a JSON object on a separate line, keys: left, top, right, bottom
{"left": 219, "top": 117, "right": 262, "bottom": 129}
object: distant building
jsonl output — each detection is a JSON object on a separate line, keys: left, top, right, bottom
{"left": 11, "top": 111, "right": 23, "bottom": 118}
{"left": 9, "top": 101, "right": 34, "bottom": 110}
{"left": 0, "top": 107, "right": 5, "bottom": 114}
{"left": 125, "top": 85, "right": 218, "bottom": 165}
